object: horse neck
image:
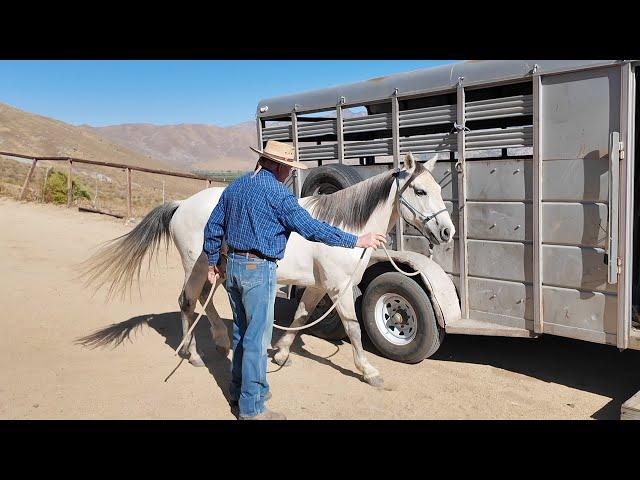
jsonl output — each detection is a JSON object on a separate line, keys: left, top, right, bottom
{"left": 360, "top": 180, "right": 399, "bottom": 235}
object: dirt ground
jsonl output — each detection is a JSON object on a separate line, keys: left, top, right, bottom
{"left": 1, "top": 197, "right": 639, "bottom": 420}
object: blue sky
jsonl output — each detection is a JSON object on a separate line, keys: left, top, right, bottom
{"left": 0, "top": 60, "right": 460, "bottom": 127}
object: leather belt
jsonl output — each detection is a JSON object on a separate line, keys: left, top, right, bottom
{"left": 228, "top": 247, "right": 276, "bottom": 262}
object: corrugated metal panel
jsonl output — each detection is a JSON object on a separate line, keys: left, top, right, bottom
{"left": 466, "top": 126, "right": 533, "bottom": 150}
{"left": 343, "top": 113, "right": 392, "bottom": 133}
{"left": 258, "top": 61, "right": 622, "bottom": 118}
{"left": 399, "top": 132, "right": 457, "bottom": 154}
{"left": 297, "top": 120, "right": 336, "bottom": 138}
{"left": 298, "top": 144, "right": 338, "bottom": 161}
{"left": 344, "top": 138, "right": 392, "bottom": 158}
{"left": 399, "top": 104, "right": 456, "bottom": 128}
{"left": 466, "top": 94, "right": 533, "bottom": 121}
{"left": 262, "top": 125, "right": 291, "bottom": 141}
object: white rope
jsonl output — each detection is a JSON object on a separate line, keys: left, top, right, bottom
{"left": 173, "top": 280, "right": 220, "bottom": 356}
{"left": 379, "top": 243, "right": 422, "bottom": 277}
{"left": 272, "top": 250, "right": 368, "bottom": 331}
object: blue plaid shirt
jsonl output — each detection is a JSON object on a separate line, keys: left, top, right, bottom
{"left": 203, "top": 169, "right": 358, "bottom": 266}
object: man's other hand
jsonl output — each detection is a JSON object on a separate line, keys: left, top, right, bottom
{"left": 208, "top": 265, "right": 220, "bottom": 284}
{"left": 356, "top": 232, "right": 387, "bottom": 250}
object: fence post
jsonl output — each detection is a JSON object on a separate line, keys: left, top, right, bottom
{"left": 20, "top": 158, "right": 38, "bottom": 200}
{"left": 126, "top": 168, "right": 132, "bottom": 219}
{"left": 42, "top": 166, "right": 52, "bottom": 203}
{"left": 67, "top": 158, "right": 73, "bottom": 207}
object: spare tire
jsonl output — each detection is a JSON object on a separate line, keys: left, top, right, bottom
{"left": 301, "top": 164, "right": 364, "bottom": 197}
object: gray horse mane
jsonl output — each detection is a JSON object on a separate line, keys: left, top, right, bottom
{"left": 304, "top": 163, "right": 425, "bottom": 231}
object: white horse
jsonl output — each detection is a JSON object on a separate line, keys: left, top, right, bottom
{"left": 81, "top": 153, "right": 454, "bottom": 387}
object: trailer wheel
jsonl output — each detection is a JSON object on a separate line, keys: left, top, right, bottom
{"left": 301, "top": 164, "right": 363, "bottom": 197}
{"left": 361, "top": 272, "right": 444, "bottom": 363}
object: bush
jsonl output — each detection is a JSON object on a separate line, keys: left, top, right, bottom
{"left": 43, "top": 170, "right": 92, "bottom": 205}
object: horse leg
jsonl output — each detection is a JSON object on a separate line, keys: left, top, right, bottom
{"left": 333, "top": 289, "right": 384, "bottom": 387}
{"left": 273, "top": 286, "right": 325, "bottom": 367}
{"left": 178, "top": 255, "right": 208, "bottom": 367}
{"left": 198, "top": 277, "right": 231, "bottom": 358}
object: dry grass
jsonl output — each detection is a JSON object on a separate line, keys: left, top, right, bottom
{"left": 0, "top": 155, "right": 225, "bottom": 218}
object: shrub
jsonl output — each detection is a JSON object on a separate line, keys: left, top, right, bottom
{"left": 43, "top": 170, "right": 92, "bottom": 205}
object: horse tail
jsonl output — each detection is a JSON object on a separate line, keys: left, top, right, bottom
{"left": 79, "top": 201, "right": 180, "bottom": 300}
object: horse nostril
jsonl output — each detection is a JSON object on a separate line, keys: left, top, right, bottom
{"left": 441, "top": 227, "right": 451, "bottom": 241}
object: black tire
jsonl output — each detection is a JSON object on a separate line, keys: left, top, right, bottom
{"left": 361, "top": 272, "right": 444, "bottom": 363}
{"left": 301, "top": 164, "right": 363, "bottom": 197}
{"left": 300, "top": 286, "right": 362, "bottom": 341}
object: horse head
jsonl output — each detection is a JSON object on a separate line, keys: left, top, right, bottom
{"left": 394, "top": 153, "right": 455, "bottom": 246}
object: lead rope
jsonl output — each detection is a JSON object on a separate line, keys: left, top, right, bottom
{"left": 165, "top": 242, "right": 423, "bottom": 380}
{"left": 171, "top": 240, "right": 422, "bottom": 359}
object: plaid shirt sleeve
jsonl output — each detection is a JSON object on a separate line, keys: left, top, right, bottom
{"left": 203, "top": 190, "right": 227, "bottom": 266}
{"left": 277, "top": 190, "right": 358, "bottom": 248}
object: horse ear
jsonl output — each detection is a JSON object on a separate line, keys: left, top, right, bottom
{"left": 425, "top": 156, "right": 438, "bottom": 172}
{"left": 403, "top": 153, "right": 416, "bottom": 173}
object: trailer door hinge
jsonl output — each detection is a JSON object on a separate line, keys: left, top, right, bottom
{"left": 619, "top": 141, "right": 625, "bottom": 160}
{"left": 617, "top": 256, "right": 623, "bottom": 273}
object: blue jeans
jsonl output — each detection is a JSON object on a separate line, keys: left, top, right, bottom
{"left": 225, "top": 252, "right": 277, "bottom": 417}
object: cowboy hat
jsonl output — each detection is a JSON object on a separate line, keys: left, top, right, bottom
{"left": 250, "top": 140, "right": 308, "bottom": 170}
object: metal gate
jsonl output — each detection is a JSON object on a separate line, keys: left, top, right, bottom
{"left": 538, "top": 65, "right": 624, "bottom": 346}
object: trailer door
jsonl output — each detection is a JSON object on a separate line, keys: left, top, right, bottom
{"left": 538, "top": 65, "right": 630, "bottom": 346}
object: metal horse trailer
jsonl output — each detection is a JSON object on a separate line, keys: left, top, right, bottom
{"left": 255, "top": 60, "right": 640, "bottom": 417}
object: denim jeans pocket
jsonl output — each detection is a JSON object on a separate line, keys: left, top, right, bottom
{"left": 240, "top": 260, "right": 266, "bottom": 289}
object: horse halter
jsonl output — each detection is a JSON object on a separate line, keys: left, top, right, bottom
{"left": 392, "top": 168, "right": 448, "bottom": 224}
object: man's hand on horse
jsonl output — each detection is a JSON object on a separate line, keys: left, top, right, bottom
{"left": 208, "top": 265, "right": 220, "bottom": 284}
{"left": 356, "top": 232, "right": 387, "bottom": 250}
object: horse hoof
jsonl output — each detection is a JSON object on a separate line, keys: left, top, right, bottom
{"left": 365, "top": 375, "right": 384, "bottom": 388}
{"left": 216, "top": 345, "right": 230, "bottom": 357}
{"left": 273, "top": 352, "right": 292, "bottom": 367}
{"left": 189, "top": 356, "right": 206, "bottom": 367}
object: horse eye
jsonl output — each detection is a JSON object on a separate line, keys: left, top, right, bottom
{"left": 415, "top": 189, "right": 427, "bottom": 197}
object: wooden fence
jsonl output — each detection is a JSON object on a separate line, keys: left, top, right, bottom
{"left": 1, "top": 151, "right": 216, "bottom": 219}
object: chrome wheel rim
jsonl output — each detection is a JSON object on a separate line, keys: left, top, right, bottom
{"left": 374, "top": 293, "right": 418, "bottom": 345}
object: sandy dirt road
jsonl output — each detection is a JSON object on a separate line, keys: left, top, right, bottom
{"left": 1, "top": 197, "right": 639, "bottom": 420}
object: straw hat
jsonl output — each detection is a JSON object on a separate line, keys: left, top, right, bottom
{"left": 250, "top": 140, "right": 308, "bottom": 170}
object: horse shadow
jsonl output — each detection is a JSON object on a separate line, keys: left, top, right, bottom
{"left": 75, "top": 311, "right": 235, "bottom": 415}
{"left": 144, "top": 312, "right": 234, "bottom": 402}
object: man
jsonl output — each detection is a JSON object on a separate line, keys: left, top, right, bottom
{"left": 203, "top": 140, "right": 386, "bottom": 420}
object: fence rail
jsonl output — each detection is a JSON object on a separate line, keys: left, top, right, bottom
{"left": 0, "top": 151, "right": 217, "bottom": 219}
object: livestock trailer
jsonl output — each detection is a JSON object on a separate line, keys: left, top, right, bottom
{"left": 256, "top": 60, "right": 640, "bottom": 416}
